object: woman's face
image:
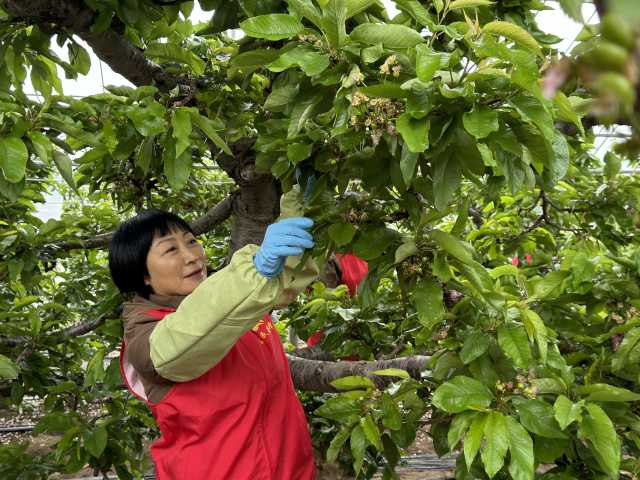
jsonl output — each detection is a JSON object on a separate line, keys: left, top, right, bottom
{"left": 144, "top": 228, "right": 207, "bottom": 296}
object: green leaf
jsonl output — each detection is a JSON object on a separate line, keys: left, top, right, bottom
{"left": 463, "top": 107, "right": 499, "bottom": 139}
{"left": 0, "top": 137, "right": 28, "bottom": 183}
{"left": 0, "top": 354, "right": 19, "bottom": 380}
{"left": 190, "top": 111, "right": 232, "bottom": 155}
{"left": 267, "top": 46, "right": 330, "bottom": 76}
{"left": 497, "top": 324, "right": 532, "bottom": 369}
{"left": 145, "top": 43, "right": 205, "bottom": 75}
{"left": 229, "top": 49, "right": 282, "bottom": 76}
{"left": 395, "top": 0, "right": 432, "bottom": 25}
{"left": 31, "top": 57, "right": 62, "bottom": 98}
{"left": 352, "top": 227, "right": 398, "bottom": 260}
{"left": 604, "top": 151, "right": 622, "bottom": 180}
{"left": 287, "top": 0, "right": 323, "bottom": 30}
{"left": 557, "top": 0, "right": 583, "bottom": 22}
{"left": 316, "top": 395, "right": 362, "bottom": 421}
{"left": 359, "top": 82, "right": 408, "bottom": 99}
{"left": 414, "top": 277, "right": 445, "bottom": 330}
{"left": 371, "top": 368, "right": 410, "bottom": 379}
{"left": 415, "top": 44, "right": 446, "bottom": 81}
{"left": 34, "top": 412, "right": 76, "bottom": 435}
{"left": 395, "top": 240, "right": 418, "bottom": 264}
{"left": 578, "top": 403, "right": 621, "bottom": 478}
{"left": 611, "top": 327, "right": 640, "bottom": 372}
{"left": 288, "top": 93, "right": 322, "bottom": 138}
{"left": 84, "top": 350, "right": 105, "bottom": 387}
{"left": 554, "top": 91, "right": 584, "bottom": 137}
{"left": 432, "top": 376, "right": 494, "bottom": 413}
{"left": 135, "top": 136, "right": 154, "bottom": 175}
{"left": 576, "top": 383, "right": 640, "bottom": 402}
{"left": 397, "top": 113, "right": 430, "bottom": 153}
{"left": 400, "top": 144, "right": 418, "bottom": 187}
{"left": 361, "top": 43, "right": 385, "bottom": 63}
{"left": 450, "top": 0, "right": 494, "bottom": 9}
{"left": 505, "top": 416, "right": 534, "bottom": 480}
{"left": 328, "top": 222, "right": 356, "bottom": 247}
{"left": 361, "top": 414, "right": 383, "bottom": 450}
{"left": 530, "top": 271, "right": 569, "bottom": 300}
{"left": 240, "top": 14, "right": 304, "bottom": 40}
{"left": 520, "top": 309, "right": 547, "bottom": 363}
{"left": 172, "top": 108, "right": 193, "bottom": 158}
{"left": 350, "top": 424, "right": 367, "bottom": 475}
{"left": 460, "top": 331, "right": 491, "bottom": 364}
{"left": 350, "top": 24, "right": 425, "bottom": 48}
{"left": 84, "top": 425, "right": 108, "bottom": 458}
{"left": 331, "top": 375, "right": 375, "bottom": 390}
{"left": 127, "top": 101, "right": 166, "bottom": 137}
{"left": 483, "top": 21, "right": 542, "bottom": 56}
{"left": 380, "top": 392, "right": 403, "bottom": 430}
{"left": 320, "top": 0, "right": 348, "bottom": 48}
{"left": 514, "top": 398, "right": 567, "bottom": 439}
{"left": 265, "top": 85, "right": 299, "bottom": 111}
{"left": 432, "top": 252, "right": 453, "bottom": 282}
{"left": 510, "top": 94, "right": 554, "bottom": 140}
{"left": 287, "top": 143, "right": 313, "bottom": 164}
{"left": 464, "top": 413, "right": 487, "bottom": 468}
{"left": 163, "top": 147, "right": 192, "bottom": 191}
{"left": 543, "top": 130, "right": 569, "bottom": 186}
{"left": 489, "top": 265, "right": 519, "bottom": 278}
{"left": 553, "top": 395, "right": 582, "bottom": 430}
{"left": 28, "top": 131, "right": 53, "bottom": 163}
{"left": 68, "top": 42, "right": 91, "bottom": 75}
{"left": 481, "top": 411, "right": 509, "bottom": 478}
{"left": 327, "top": 425, "right": 351, "bottom": 463}
{"left": 448, "top": 411, "right": 479, "bottom": 451}
{"left": 432, "top": 153, "right": 461, "bottom": 211}
{"left": 52, "top": 150, "right": 76, "bottom": 191}
{"left": 431, "top": 230, "right": 475, "bottom": 265}
{"left": 346, "top": 0, "right": 378, "bottom": 18}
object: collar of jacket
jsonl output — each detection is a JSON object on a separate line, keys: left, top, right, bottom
{"left": 126, "top": 293, "right": 185, "bottom": 310}
{"left": 146, "top": 293, "right": 184, "bottom": 309}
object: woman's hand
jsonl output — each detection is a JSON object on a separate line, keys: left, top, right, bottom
{"left": 253, "top": 217, "right": 315, "bottom": 278}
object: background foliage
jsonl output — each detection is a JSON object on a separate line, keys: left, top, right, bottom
{"left": 1, "top": 0, "right": 640, "bottom": 478}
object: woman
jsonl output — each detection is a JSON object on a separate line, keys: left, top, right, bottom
{"left": 108, "top": 190, "right": 318, "bottom": 479}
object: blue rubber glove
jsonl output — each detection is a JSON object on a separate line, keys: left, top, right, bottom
{"left": 254, "top": 217, "right": 315, "bottom": 278}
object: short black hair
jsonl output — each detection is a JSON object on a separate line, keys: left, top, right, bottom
{"left": 108, "top": 209, "right": 194, "bottom": 297}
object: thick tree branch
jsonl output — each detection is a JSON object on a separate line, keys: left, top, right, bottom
{"left": 0, "top": 314, "right": 111, "bottom": 348}
{"left": 214, "top": 138, "right": 281, "bottom": 258}
{"left": 289, "top": 345, "right": 336, "bottom": 361}
{"left": 3, "top": 0, "right": 184, "bottom": 90}
{"left": 287, "top": 354, "right": 431, "bottom": 393}
{"left": 43, "top": 194, "right": 234, "bottom": 252}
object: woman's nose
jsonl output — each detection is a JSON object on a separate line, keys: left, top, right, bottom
{"left": 181, "top": 246, "right": 199, "bottom": 263}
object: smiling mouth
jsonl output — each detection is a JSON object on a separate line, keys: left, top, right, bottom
{"left": 185, "top": 268, "right": 203, "bottom": 279}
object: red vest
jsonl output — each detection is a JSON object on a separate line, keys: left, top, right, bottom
{"left": 120, "top": 310, "right": 316, "bottom": 480}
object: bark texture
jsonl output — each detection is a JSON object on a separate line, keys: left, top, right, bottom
{"left": 287, "top": 354, "right": 431, "bottom": 393}
{"left": 215, "top": 138, "right": 281, "bottom": 258}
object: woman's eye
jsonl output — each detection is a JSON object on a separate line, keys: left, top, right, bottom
{"left": 165, "top": 246, "right": 177, "bottom": 253}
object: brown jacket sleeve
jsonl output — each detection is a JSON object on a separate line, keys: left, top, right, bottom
{"left": 123, "top": 305, "right": 173, "bottom": 403}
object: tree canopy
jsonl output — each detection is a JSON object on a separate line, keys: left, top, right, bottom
{"left": 1, "top": 0, "right": 640, "bottom": 479}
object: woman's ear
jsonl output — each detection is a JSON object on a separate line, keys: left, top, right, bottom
{"left": 144, "top": 276, "right": 151, "bottom": 286}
